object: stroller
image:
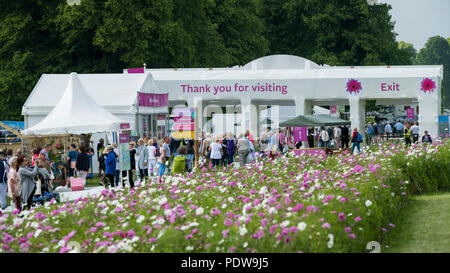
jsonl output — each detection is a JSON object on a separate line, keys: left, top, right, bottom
{"left": 32, "top": 168, "right": 60, "bottom": 206}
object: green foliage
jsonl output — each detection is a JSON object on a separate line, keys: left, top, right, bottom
{"left": 259, "top": 0, "right": 412, "bottom": 66}
{"left": 398, "top": 41, "right": 417, "bottom": 63}
{"left": 415, "top": 36, "right": 450, "bottom": 109}
{"left": 390, "top": 141, "right": 450, "bottom": 194}
{"left": 0, "top": 0, "right": 435, "bottom": 121}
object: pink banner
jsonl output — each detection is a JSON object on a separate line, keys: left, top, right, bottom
{"left": 120, "top": 123, "right": 130, "bottom": 130}
{"left": 293, "top": 127, "right": 307, "bottom": 142}
{"left": 330, "top": 105, "right": 337, "bottom": 114}
{"left": 127, "top": 67, "right": 145, "bottom": 73}
{"left": 119, "top": 133, "right": 129, "bottom": 144}
{"left": 173, "top": 123, "right": 194, "bottom": 131}
{"left": 157, "top": 115, "right": 166, "bottom": 120}
{"left": 406, "top": 108, "right": 414, "bottom": 119}
{"left": 138, "top": 92, "right": 168, "bottom": 107}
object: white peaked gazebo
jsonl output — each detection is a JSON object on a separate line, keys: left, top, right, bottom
{"left": 22, "top": 72, "right": 126, "bottom": 136}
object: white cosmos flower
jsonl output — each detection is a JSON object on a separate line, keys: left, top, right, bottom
{"left": 186, "top": 246, "right": 194, "bottom": 251}
{"left": 34, "top": 229, "right": 42, "bottom": 238}
{"left": 297, "top": 222, "right": 307, "bottom": 231}
{"left": 239, "top": 226, "right": 248, "bottom": 236}
{"left": 136, "top": 215, "right": 145, "bottom": 224}
{"left": 280, "top": 220, "right": 290, "bottom": 228}
{"left": 365, "top": 200, "right": 372, "bottom": 207}
{"left": 195, "top": 207, "right": 204, "bottom": 215}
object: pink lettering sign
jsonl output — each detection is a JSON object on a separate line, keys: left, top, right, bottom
{"left": 120, "top": 123, "right": 130, "bottom": 130}
{"left": 381, "top": 82, "right": 400, "bottom": 91}
{"left": 330, "top": 105, "right": 337, "bottom": 114}
{"left": 138, "top": 92, "right": 168, "bottom": 107}
{"left": 293, "top": 127, "right": 307, "bottom": 142}
{"left": 127, "top": 67, "right": 145, "bottom": 73}
{"left": 119, "top": 133, "right": 129, "bottom": 144}
{"left": 406, "top": 108, "right": 414, "bottom": 119}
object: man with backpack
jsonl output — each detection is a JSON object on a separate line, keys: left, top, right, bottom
{"left": 351, "top": 128, "right": 363, "bottom": 154}
{"left": 0, "top": 151, "right": 10, "bottom": 212}
{"left": 366, "top": 123, "right": 375, "bottom": 145}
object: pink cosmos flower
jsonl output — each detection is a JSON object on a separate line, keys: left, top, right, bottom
{"left": 355, "top": 217, "right": 362, "bottom": 222}
{"left": 269, "top": 224, "right": 278, "bottom": 234}
{"left": 222, "top": 229, "right": 230, "bottom": 238}
{"left": 185, "top": 234, "right": 193, "bottom": 240}
{"left": 345, "top": 227, "right": 351, "bottom": 233}
{"left": 349, "top": 233, "right": 356, "bottom": 239}
{"left": 338, "top": 213, "right": 345, "bottom": 221}
{"left": 420, "top": 78, "right": 436, "bottom": 93}
{"left": 224, "top": 219, "right": 233, "bottom": 227}
{"left": 321, "top": 223, "right": 331, "bottom": 229}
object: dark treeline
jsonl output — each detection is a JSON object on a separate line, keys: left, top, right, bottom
{"left": 0, "top": 0, "right": 435, "bottom": 120}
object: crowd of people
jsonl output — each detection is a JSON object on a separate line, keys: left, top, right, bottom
{"left": 0, "top": 119, "right": 434, "bottom": 215}
{"left": 0, "top": 142, "right": 93, "bottom": 215}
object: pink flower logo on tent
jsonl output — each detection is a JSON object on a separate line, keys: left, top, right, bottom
{"left": 420, "top": 78, "right": 436, "bottom": 93}
{"left": 346, "top": 79, "right": 362, "bottom": 94}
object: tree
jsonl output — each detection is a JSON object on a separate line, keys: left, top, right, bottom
{"left": 416, "top": 36, "right": 450, "bottom": 109}
{"left": 398, "top": 41, "right": 417, "bottom": 63}
{"left": 259, "top": 0, "right": 412, "bottom": 66}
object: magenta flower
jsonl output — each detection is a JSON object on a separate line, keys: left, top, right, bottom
{"left": 321, "top": 223, "right": 331, "bottom": 229}
{"left": 269, "top": 224, "right": 278, "bottom": 234}
{"left": 95, "top": 222, "right": 106, "bottom": 228}
{"left": 420, "top": 78, "right": 436, "bottom": 93}
{"left": 338, "top": 213, "right": 345, "bottom": 221}
{"left": 261, "top": 218, "right": 268, "bottom": 227}
{"left": 349, "top": 233, "right": 356, "bottom": 239}
{"left": 346, "top": 79, "right": 362, "bottom": 94}
{"left": 222, "top": 229, "right": 230, "bottom": 238}
{"left": 224, "top": 219, "right": 233, "bottom": 227}
{"left": 185, "top": 234, "right": 193, "bottom": 240}
{"left": 355, "top": 217, "right": 362, "bottom": 222}
{"left": 389, "top": 223, "right": 395, "bottom": 228}
{"left": 344, "top": 227, "right": 351, "bottom": 233}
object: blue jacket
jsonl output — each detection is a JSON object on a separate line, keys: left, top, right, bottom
{"left": 105, "top": 151, "right": 116, "bottom": 175}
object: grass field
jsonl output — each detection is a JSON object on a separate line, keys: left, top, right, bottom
{"left": 383, "top": 192, "right": 450, "bottom": 253}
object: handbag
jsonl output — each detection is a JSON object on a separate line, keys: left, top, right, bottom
{"left": 70, "top": 177, "right": 84, "bottom": 192}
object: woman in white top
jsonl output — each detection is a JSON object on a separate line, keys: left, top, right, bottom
{"left": 147, "top": 139, "right": 157, "bottom": 176}
{"left": 209, "top": 137, "right": 223, "bottom": 168}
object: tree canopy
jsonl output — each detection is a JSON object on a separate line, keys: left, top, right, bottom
{"left": 0, "top": 0, "right": 442, "bottom": 121}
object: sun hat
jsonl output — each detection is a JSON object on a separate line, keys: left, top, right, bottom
{"left": 106, "top": 145, "right": 114, "bottom": 151}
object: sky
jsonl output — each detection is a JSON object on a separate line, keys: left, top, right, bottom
{"left": 379, "top": 0, "right": 450, "bottom": 50}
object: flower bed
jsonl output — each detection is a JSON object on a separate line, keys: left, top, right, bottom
{"left": 1, "top": 139, "right": 449, "bottom": 253}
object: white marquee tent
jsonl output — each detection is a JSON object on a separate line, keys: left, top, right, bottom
{"left": 22, "top": 72, "right": 126, "bottom": 136}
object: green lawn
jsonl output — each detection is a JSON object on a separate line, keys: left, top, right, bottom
{"left": 383, "top": 192, "right": 450, "bottom": 253}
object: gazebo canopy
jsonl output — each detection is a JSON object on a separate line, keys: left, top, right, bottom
{"left": 279, "top": 114, "right": 350, "bottom": 127}
{"left": 22, "top": 72, "right": 126, "bottom": 136}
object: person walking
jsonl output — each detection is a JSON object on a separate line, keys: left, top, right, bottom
{"left": 385, "top": 122, "right": 393, "bottom": 140}
{"left": 201, "top": 134, "right": 212, "bottom": 167}
{"left": 341, "top": 125, "right": 349, "bottom": 148}
{"left": 7, "top": 156, "right": 21, "bottom": 212}
{"left": 422, "top": 131, "right": 432, "bottom": 143}
{"left": 104, "top": 145, "right": 116, "bottom": 189}
{"left": 66, "top": 144, "right": 78, "bottom": 186}
{"left": 351, "top": 128, "right": 362, "bottom": 154}
{"left": 410, "top": 122, "right": 419, "bottom": 143}
{"left": 99, "top": 148, "right": 108, "bottom": 186}
{"left": 259, "top": 132, "right": 269, "bottom": 153}
{"left": 147, "top": 139, "right": 157, "bottom": 176}
{"left": 307, "top": 127, "right": 315, "bottom": 148}
{"left": 278, "top": 129, "right": 286, "bottom": 153}
{"left": 113, "top": 144, "right": 120, "bottom": 187}
{"left": 237, "top": 133, "right": 250, "bottom": 167}
{"left": 319, "top": 127, "right": 329, "bottom": 148}
{"left": 209, "top": 137, "right": 223, "bottom": 168}
{"left": 404, "top": 123, "right": 412, "bottom": 146}
{"left": 334, "top": 126, "right": 341, "bottom": 148}
{"left": 0, "top": 152, "right": 9, "bottom": 212}
{"left": 75, "top": 145, "right": 90, "bottom": 186}
{"left": 226, "top": 132, "right": 236, "bottom": 166}
{"left": 172, "top": 146, "right": 188, "bottom": 175}
{"left": 18, "top": 155, "right": 38, "bottom": 210}
{"left": 123, "top": 141, "right": 136, "bottom": 188}
{"left": 395, "top": 121, "right": 404, "bottom": 138}
{"left": 97, "top": 138, "right": 105, "bottom": 178}
{"left": 136, "top": 138, "right": 148, "bottom": 183}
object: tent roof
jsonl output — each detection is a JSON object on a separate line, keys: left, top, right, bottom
{"left": 23, "top": 73, "right": 159, "bottom": 110}
{"left": 22, "top": 73, "right": 126, "bottom": 136}
{"left": 279, "top": 114, "right": 351, "bottom": 127}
